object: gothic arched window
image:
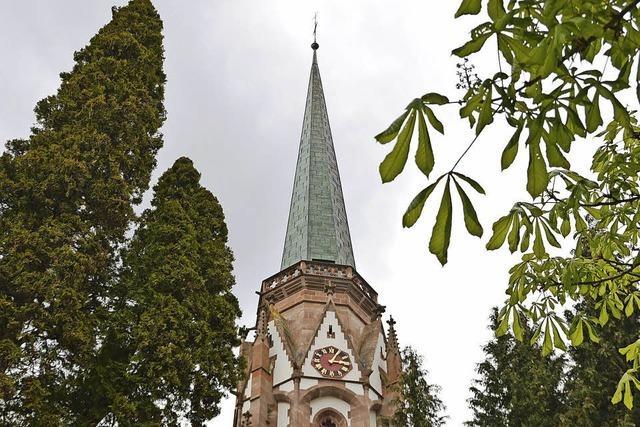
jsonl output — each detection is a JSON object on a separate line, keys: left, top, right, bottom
{"left": 313, "top": 409, "right": 347, "bottom": 427}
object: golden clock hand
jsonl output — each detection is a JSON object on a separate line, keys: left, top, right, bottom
{"left": 329, "top": 352, "right": 339, "bottom": 364}
{"left": 332, "top": 360, "right": 350, "bottom": 366}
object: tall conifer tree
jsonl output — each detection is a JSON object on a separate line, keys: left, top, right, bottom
{"left": 392, "top": 346, "right": 447, "bottom": 427}
{"left": 465, "top": 309, "right": 565, "bottom": 427}
{"left": 106, "top": 157, "right": 241, "bottom": 425}
{"left": 0, "top": 0, "right": 165, "bottom": 423}
{"left": 559, "top": 303, "right": 640, "bottom": 426}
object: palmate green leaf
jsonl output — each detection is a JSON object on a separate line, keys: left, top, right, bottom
{"left": 486, "top": 213, "right": 513, "bottom": 250}
{"left": 421, "top": 92, "right": 450, "bottom": 105}
{"left": 476, "top": 85, "right": 494, "bottom": 135}
{"left": 584, "top": 319, "right": 600, "bottom": 343}
{"left": 560, "top": 216, "right": 570, "bottom": 237}
{"left": 424, "top": 106, "right": 444, "bottom": 134}
{"left": 625, "top": 298, "right": 634, "bottom": 317}
{"left": 624, "top": 293, "right": 640, "bottom": 317}
{"left": 533, "top": 221, "right": 546, "bottom": 258}
{"left": 569, "top": 318, "right": 584, "bottom": 346}
{"left": 453, "top": 32, "right": 492, "bottom": 58}
{"left": 501, "top": 124, "right": 522, "bottom": 170}
{"left": 574, "top": 209, "right": 588, "bottom": 232}
{"left": 454, "top": 0, "right": 481, "bottom": 18}
{"left": 599, "top": 85, "right": 632, "bottom": 128}
{"left": 507, "top": 214, "right": 520, "bottom": 253}
{"left": 539, "top": 41, "right": 558, "bottom": 79}
{"left": 379, "top": 110, "right": 417, "bottom": 183}
{"left": 586, "top": 93, "right": 603, "bottom": 133}
{"left": 496, "top": 308, "right": 510, "bottom": 336}
{"left": 453, "top": 178, "right": 483, "bottom": 237}
{"left": 526, "top": 137, "right": 549, "bottom": 198}
{"left": 527, "top": 39, "right": 547, "bottom": 66}
{"left": 403, "top": 175, "right": 445, "bottom": 228}
{"left": 551, "top": 320, "right": 567, "bottom": 351}
{"left": 415, "top": 110, "right": 435, "bottom": 177}
{"left": 612, "top": 371, "right": 639, "bottom": 410}
{"left": 520, "top": 227, "right": 530, "bottom": 252}
{"left": 542, "top": 320, "right": 553, "bottom": 356}
{"left": 512, "top": 308, "right": 524, "bottom": 341}
{"left": 375, "top": 110, "right": 410, "bottom": 144}
{"left": 625, "top": 381, "right": 634, "bottom": 410}
{"left": 497, "top": 34, "right": 514, "bottom": 62}
{"left": 460, "top": 87, "right": 484, "bottom": 126}
{"left": 550, "top": 116, "right": 573, "bottom": 151}
{"left": 429, "top": 178, "right": 453, "bottom": 265}
{"left": 501, "top": 33, "right": 531, "bottom": 63}
{"left": 540, "top": 220, "right": 561, "bottom": 248}
{"left": 543, "top": 136, "right": 570, "bottom": 169}
{"left": 530, "top": 321, "right": 543, "bottom": 345}
{"left": 613, "top": 376, "right": 625, "bottom": 405}
{"left": 452, "top": 172, "right": 485, "bottom": 194}
{"left": 565, "top": 103, "right": 587, "bottom": 137}
{"left": 619, "top": 340, "right": 640, "bottom": 362}
{"left": 612, "top": 59, "right": 632, "bottom": 91}
{"left": 599, "top": 303, "right": 609, "bottom": 325}
{"left": 487, "top": 0, "right": 506, "bottom": 22}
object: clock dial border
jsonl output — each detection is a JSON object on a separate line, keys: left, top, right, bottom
{"left": 311, "top": 345, "right": 352, "bottom": 378}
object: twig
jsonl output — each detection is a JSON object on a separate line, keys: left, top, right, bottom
{"left": 450, "top": 133, "right": 481, "bottom": 172}
{"left": 581, "top": 195, "right": 640, "bottom": 207}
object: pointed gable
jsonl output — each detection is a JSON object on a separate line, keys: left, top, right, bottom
{"left": 302, "top": 304, "right": 361, "bottom": 382}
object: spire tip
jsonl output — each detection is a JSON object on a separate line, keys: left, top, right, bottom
{"left": 312, "top": 13, "right": 319, "bottom": 50}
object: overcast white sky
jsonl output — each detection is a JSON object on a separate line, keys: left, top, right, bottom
{"left": 0, "top": 1, "right": 565, "bottom": 425}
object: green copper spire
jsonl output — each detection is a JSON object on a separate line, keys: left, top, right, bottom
{"left": 281, "top": 45, "right": 355, "bottom": 269}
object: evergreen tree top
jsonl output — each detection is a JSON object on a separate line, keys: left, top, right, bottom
{"left": 0, "top": 0, "right": 168, "bottom": 423}
{"left": 153, "top": 157, "right": 203, "bottom": 199}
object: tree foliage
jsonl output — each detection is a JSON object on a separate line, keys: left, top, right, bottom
{"left": 560, "top": 301, "right": 640, "bottom": 426}
{"left": 392, "top": 346, "right": 447, "bottom": 427}
{"left": 468, "top": 304, "right": 640, "bottom": 426}
{"left": 0, "top": 0, "right": 165, "bottom": 423}
{"left": 99, "top": 157, "right": 242, "bottom": 425}
{"left": 0, "top": 1, "right": 242, "bottom": 425}
{"left": 375, "top": 0, "right": 640, "bottom": 407}
{"left": 466, "top": 309, "right": 565, "bottom": 427}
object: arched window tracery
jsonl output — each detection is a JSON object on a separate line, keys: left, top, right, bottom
{"left": 314, "top": 409, "right": 347, "bottom": 427}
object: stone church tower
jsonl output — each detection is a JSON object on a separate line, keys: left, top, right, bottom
{"left": 234, "top": 41, "right": 401, "bottom": 427}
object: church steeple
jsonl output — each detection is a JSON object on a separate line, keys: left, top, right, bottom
{"left": 281, "top": 43, "right": 356, "bottom": 269}
{"left": 236, "top": 37, "right": 400, "bottom": 427}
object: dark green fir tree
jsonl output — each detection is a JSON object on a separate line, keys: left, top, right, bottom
{"left": 559, "top": 301, "right": 640, "bottom": 427}
{"left": 0, "top": 0, "right": 165, "bottom": 424}
{"left": 465, "top": 309, "right": 565, "bottom": 427}
{"left": 392, "top": 346, "right": 447, "bottom": 427}
{"left": 105, "top": 157, "right": 242, "bottom": 425}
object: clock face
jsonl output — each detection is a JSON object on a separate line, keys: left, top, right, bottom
{"left": 312, "top": 346, "right": 352, "bottom": 378}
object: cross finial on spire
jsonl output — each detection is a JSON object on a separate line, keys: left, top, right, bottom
{"left": 311, "top": 13, "right": 319, "bottom": 50}
{"left": 387, "top": 316, "right": 396, "bottom": 328}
